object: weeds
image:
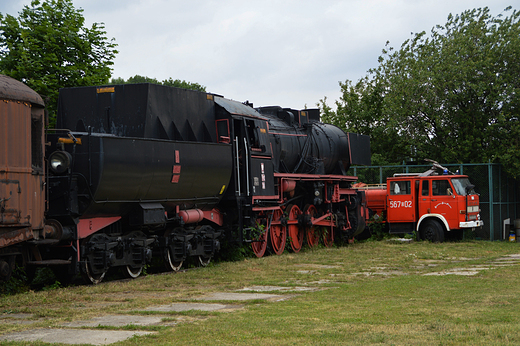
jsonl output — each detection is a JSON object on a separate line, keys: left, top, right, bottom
{"left": 0, "top": 265, "right": 30, "bottom": 295}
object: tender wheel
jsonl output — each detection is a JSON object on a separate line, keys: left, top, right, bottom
{"left": 198, "top": 256, "right": 211, "bottom": 267}
{"left": 251, "top": 218, "right": 268, "bottom": 258}
{"left": 420, "top": 219, "right": 445, "bottom": 243}
{"left": 80, "top": 234, "right": 109, "bottom": 285}
{"left": 304, "top": 205, "right": 319, "bottom": 248}
{"left": 80, "top": 258, "right": 106, "bottom": 285}
{"left": 124, "top": 265, "right": 143, "bottom": 279}
{"left": 287, "top": 204, "right": 304, "bottom": 253}
{"left": 323, "top": 226, "right": 334, "bottom": 247}
{"left": 164, "top": 246, "right": 183, "bottom": 271}
{"left": 269, "top": 209, "right": 286, "bottom": 255}
{"left": 164, "top": 229, "right": 185, "bottom": 272}
{"left": 124, "top": 231, "right": 148, "bottom": 278}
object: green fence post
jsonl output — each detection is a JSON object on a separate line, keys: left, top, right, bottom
{"left": 488, "top": 162, "right": 494, "bottom": 241}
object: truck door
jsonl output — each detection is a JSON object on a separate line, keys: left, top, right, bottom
{"left": 386, "top": 179, "right": 415, "bottom": 224}
{"left": 418, "top": 180, "right": 431, "bottom": 216}
{"left": 430, "top": 179, "right": 458, "bottom": 229}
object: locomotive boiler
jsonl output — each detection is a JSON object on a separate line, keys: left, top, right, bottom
{"left": 2, "top": 78, "right": 371, "bottom": 285}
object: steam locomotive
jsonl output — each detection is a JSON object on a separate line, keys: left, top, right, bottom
{"left": 0, "top": 75, "right": 370, "bottom": 284}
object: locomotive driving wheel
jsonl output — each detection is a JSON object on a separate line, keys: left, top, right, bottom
{"left": 304, "top": 205, "right": 319, "bottom": 248}
{"left": 286, "top": 204, "right": 304, "bottom": 252}
{"left": 323, "top": 226, "right": 334, "bottom": 248}
{"left": 269, "top": 209, "right": 286, "bottom": 255}
{"left": 251, "top": 217, "right": 268, "bottom": 258}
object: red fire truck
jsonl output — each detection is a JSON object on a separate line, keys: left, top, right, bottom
{"left": 357, "top": 161, "right": 483, "bottom": 242}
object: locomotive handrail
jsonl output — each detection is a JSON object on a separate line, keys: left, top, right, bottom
{"left": 273, "top": 172, "right": 358, "bottom": 181}
{"left": 244, "top": 137, "right": 250, "bottom": 196}
{"left": 235, "top": 136, "right": 241, "bottom": 195}
{"left": 45, "top": 128, "right": 73, "bottom": 133}
{"left": 354, "top": 183, "right": 387, "bottom": 190}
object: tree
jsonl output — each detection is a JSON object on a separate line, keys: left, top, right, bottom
{"left": 109, "top": 75, "right": 206, "bottom": 92}
{"left": 0, "top": 0, "right": 118, "bottom": 122}
{"left": 322, "top": 7, "right": 520, "bottom": 176}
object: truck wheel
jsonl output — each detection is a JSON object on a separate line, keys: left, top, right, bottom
{"left": 420, "top": 220, "right": 445, "bottom": 243}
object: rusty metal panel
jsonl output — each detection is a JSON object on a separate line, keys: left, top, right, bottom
{"left": 1, "top": 100, "right": 31, "bottom": 169}
{"left": 0, "top": 75, "right": 45, "bottom": 248}
{"left": 0, "top": 227, "right": 33, "bottom": 248}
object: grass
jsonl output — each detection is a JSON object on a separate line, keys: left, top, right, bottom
{"left": 1, "top": 240, "right": 520, "bottom": 345}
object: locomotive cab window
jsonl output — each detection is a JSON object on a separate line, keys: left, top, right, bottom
{"left": 216, "top": 119, "right": 230, "bottom": 143}
{"left": 390, "top": 181, "right": 411, "bottom": 195}
{"left": 246, "top": 120, "right": 259, "bottom": 149}
{"left": 246, "top": 120, "right": 271, "bottom": 156}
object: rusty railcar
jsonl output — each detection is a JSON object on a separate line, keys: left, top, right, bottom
{"left": 0, "top": 75, "right": 45, "bottom": 281}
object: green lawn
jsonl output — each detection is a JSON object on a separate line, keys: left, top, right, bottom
{"left": 2, "top": 240, "right": 520, "bottom": 345}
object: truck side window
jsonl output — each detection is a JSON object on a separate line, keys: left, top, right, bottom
{"left": 432, "top": 180, "right": 451, "bottom": 196}
{"left": 390, "top": 181, "right": 410, "bottom": 195}
{"left": 422, "top": 180, "right": 429, "bottom": 196}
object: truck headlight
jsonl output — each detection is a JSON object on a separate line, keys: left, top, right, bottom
{"left": 467, "top": 206, "right": 479, "bottom": 213}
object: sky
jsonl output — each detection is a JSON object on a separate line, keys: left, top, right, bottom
{"left": 0, "top": 0, "right": 515, "bottom": 110}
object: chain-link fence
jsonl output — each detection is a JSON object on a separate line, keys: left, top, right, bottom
{"left": 348, "top": 163, "right": 520, "bottom": 241}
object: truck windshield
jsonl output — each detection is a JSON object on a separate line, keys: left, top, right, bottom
{"left": 451, "top": 178, "right": 476, "bottom": 196}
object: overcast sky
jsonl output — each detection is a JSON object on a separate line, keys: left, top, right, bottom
{"left": 0, "top": 0, "right": 514, "bottom": 110}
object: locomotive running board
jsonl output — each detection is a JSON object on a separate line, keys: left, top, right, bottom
{"left": 273, "top": 173, "right": 358, "bottom": 182}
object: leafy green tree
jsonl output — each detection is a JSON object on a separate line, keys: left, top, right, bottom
{"left": 323, "top": 7, "right": 520, "bottom": 176}
{"left": 161, "top": 77, "right": 206, "bottom": 92}
{"left": 0, "top": 0, "right": 118, "bottom": 123}
{"left": 109, "top": 75, "right": 206, "bottom": 92}
{"left": 125, "top": 75, "right": 160, "bottom": 84}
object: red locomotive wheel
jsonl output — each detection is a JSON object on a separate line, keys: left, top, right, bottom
{"left": 251, "top": 218, "right": 268, "bottom": 258}
{"left": 323, "top": 226, "right": 334, "bottom": 247}
{"left": 286, "top": 204, "right": 303, "bottom": 252}
{"left": 304, "top": 205, "right": 319, "bottom": 248}
{"left": 269, "top": 209, "right": 286, "bottom": 255}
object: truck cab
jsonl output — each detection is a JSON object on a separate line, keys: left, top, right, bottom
{"left": 361, "top": 161, "right": 483, "bottom": 242}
